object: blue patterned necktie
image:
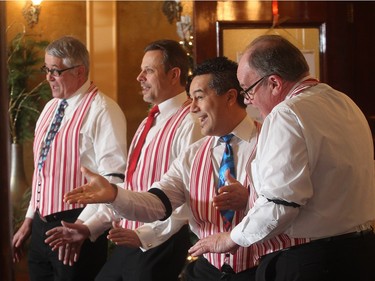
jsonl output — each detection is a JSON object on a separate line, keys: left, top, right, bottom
{"left": 217, "top": 133, "right": 236, "bottom": 230}
{"left": 38, "top": 99, "right": 68, "bottom": 170}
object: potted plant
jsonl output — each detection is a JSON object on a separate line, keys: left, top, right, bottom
{"left": 7, "top": 27, "right": 50, "bottom": 223}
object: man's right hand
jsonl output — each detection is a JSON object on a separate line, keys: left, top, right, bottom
{"left": 64, "top": 167, "right": 117, "bottom": 205}
{"left": 12, "top": 218, "right": 32, "bottom": 263}
{"left": 45, "top": 221, "right": 90, "bottom": 266}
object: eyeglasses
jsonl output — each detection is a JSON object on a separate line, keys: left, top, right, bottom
{"left": 40, "top": 65, "right": 80, "bottom": 77}
{"left": 240, "top": 75, "right": 268, "bottom": 100}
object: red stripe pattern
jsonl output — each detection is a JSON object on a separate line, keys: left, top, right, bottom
{"left": 189, "top": 133, "right": 309, "bottom": 272}
{"left": 32, "top": 83, "right": 98, "bottom": 216}
{"left": 122, "top": 100, "right": 192, "bottom": 230}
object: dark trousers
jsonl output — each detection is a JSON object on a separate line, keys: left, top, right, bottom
{"left": 256, "top": 230, "right": 375, "bottom": 281}
{"left": 28, "top": 210, "right": 108, "bottom": 281}
{"left": 182, "top": 257, "right": 257, "bottom": 281}
{"left": 95, "top": 224, "right": 191, "bottom": 281}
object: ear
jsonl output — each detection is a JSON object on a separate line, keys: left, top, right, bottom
{"left": 170, "top": 67, "right": 181, "bottom": 84}
{"left": 268, "top": 74, "right": 283, "bottom": 95}
{"left": 226, "top": 88, "right": 238, "bottom": 106}
{"left": 76, "top": 65, "right": 86, "bottom": 77}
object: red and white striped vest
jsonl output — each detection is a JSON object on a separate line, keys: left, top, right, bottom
{"left": 32, "top": 84, "right": 98, "bottom": 216}
{"left": 189, "top": 135, "right": 309, "bottom": 272}
{"left": 122, "top": 100, "right": 192, "bottom": 229}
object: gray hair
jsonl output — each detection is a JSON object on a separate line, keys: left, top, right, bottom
{"left": 246, "top": 35, "right": 309, "bottom": 81}
{"left": 46, "top": 36, "right": 90, "bottom": 77}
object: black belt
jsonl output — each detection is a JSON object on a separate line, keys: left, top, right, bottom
{"left": 36, "top": 208, "right": 84, "bottom": 223}
{"left": 312, "top": 228, "right": 373, "bottom": 243}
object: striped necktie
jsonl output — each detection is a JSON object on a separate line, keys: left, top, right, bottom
{"left": 217, "top": 133, "right": 236, "bottom": 230}
{"left": 38, "top": 99, "right": 68, "bottom": 170}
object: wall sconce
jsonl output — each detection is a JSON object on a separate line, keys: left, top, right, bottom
{"left": 162, "top": 0, "right": 182, "bottom": 24}
{"left": 23, "top": 0, "right": 43, "bottom": 28}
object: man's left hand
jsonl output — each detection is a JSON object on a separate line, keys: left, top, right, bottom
{"left": 213, "top": 170, "right": 249, "bottom": 211}
{"left": 107, "top": 221, "right": 142, "bottom": 248}
{"left": 188, "top": 232, "right": 239, "bottom": 257}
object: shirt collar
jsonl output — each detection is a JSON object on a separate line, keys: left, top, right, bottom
{"left": 213, "top": 115, "right": 257, "bottom": 147}
{"left": 64, "top": 80, "right": 90, "bottom": 105}
{"left": 285, "top": 75, "right": 318, "bottom": 100}
{"left": 157, "top": 91, "right": 189, "bottom": 116}
{"left": 58, "top": 80, "right": 90, "bottom": 113}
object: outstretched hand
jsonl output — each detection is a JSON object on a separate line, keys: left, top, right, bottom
{"left": 45, "top": 221, "right": 89, "bottom": 266}
{"left": 45, "top": 221, "right": 89, "bottom": 250}
{"left": 213, "top": 170, "right": 249, "bottom": 211}
{"left": 64, "top": 167, "right": 118, "bottom": 204}
{"left": 188, "top": 232, "right": 239, "bottom": 257}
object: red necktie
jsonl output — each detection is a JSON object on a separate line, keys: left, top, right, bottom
{"left": 126, "top": 105, "right": 159, "bottom": 183}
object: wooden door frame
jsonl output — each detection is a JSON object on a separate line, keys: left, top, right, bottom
{"left": 0, "top": 1, "right": 13, "bottom": 280}
{"left": 216, "top": 20, "right": 327, "bottom": 81}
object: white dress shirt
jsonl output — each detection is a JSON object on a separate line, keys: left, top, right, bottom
{"left": 231, "top": 82, "right": 375, "bottom": 246}
{"left": 26, "top": 80, "right": 127, "bottom": 218}
{"left": 109, "top": 116, "right": 257, "bottom": 229}
{"left": 81, "top": 92, "right": 203, "bottom": 245}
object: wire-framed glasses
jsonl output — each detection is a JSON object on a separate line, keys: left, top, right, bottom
{"left": 240, "top": 75, "right": 269, "bottom": 100}
{"left": 40, "top": 65, "right": 80, "bottom": 77}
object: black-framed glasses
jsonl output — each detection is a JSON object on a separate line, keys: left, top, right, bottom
{"left": 40, "top": 65, "right": 80, "bottom": 77}
{"left": 240, "top": 75, "right": 268, "bottom": 100}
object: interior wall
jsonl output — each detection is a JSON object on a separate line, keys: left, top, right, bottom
{"left": 87, "top": 1, "right": 118, "bottom": 102}
{"left": 6, "top": 1, "right": 87, "bottom": 44}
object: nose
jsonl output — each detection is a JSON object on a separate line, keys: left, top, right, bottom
{"left": 136, "top": 70, "right": 145, "bottom": 82}
{"left": 242, "top": 95, "right": 253, "bottom": 105}
{"left": 46, "top": 72, "right": 55, "bottom": 81}
{"left": 190, "top": 99, "right": 198, "bottom": 114}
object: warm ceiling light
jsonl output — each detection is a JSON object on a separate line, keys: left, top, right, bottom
{"left": 32, "top": 0, "right": 43, "bottom": 5}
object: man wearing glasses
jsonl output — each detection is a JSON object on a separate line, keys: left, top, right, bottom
{"left": 12, "top": 36, "right": 128, "bottom": 281}
{"left": 63, "top": 56, "right": 309, "bottom": 281}
{"left": 192, "top": 35, "right": 375, "bottom": 281}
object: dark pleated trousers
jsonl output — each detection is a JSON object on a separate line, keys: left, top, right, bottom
{"left": 95, "top": 224, "right": 191, "bottom": 281}
{"left": 28, "top": 210, "right": 108, "bottom": 281}
{"left": 256, "top": 231, "right": 375, "bottom": 281}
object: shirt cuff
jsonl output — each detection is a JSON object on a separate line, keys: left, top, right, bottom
{"left": 25, "top": 204, "right": 34, "bottom": 219}
{"left": 230, "top": 225, "right": 252, "bottom": 247}
{"left": 135, "top": 224, "right": 157, "bottom": 252}
{"left": 81, "top": 205, "right": 116, "bottom": 242}
{"left": 78, "top": 204, "right": 99, "bottom": 222}
{"left": 84, "top": 214, "right": 112, "bottom": 242}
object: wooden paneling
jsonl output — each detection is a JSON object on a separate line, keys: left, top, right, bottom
{"left": 0, "top": 1, "right": 12, "bottom": 280}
